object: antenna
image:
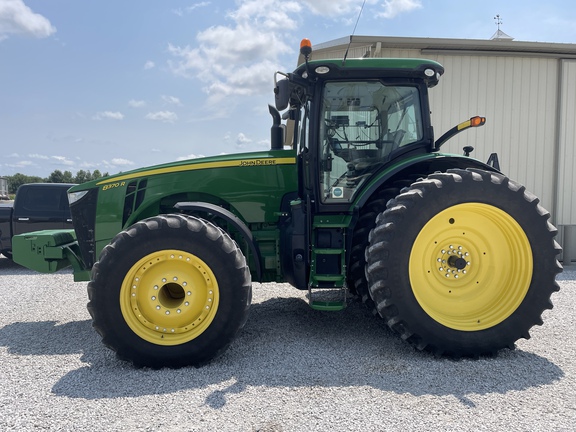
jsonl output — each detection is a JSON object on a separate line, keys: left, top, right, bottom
{"left": 342, "top": 0, "right": 367, "bottom": 65}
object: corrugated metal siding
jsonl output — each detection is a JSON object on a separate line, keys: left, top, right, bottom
{"left": 427, "top": 54, "right": 558, "bottom": 214}
{"left": 556, "top": 60, "right": 576, "bottom": 225}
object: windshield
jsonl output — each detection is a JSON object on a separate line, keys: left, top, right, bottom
{"left": 319, "top": 81, "right": 422, "bottom": 202}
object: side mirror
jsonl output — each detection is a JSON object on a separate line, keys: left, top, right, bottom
{"left": 274, "top": 78, "right": 291, "bottom": 111}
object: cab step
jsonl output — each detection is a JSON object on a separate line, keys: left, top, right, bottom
{"left": 308, "top": 286, "right": 348, "bottom": 311}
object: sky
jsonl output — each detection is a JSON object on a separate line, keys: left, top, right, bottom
{"left": 1, "top": 0, "right": 576, "bottom": 178}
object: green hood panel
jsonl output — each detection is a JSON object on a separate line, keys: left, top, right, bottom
{"left": 71, "top": 150, "right": 299, "bottom": 247}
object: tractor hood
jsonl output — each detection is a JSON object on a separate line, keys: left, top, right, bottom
{"left": 68, "top": 150, "right": 296, "bottom": 194}
{"left": 66, "top": 149, "right": 298, "bottom": 271}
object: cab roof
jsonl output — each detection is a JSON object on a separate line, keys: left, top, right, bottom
{"left": 294, "top": 57, "right": 444, "bottom": 87}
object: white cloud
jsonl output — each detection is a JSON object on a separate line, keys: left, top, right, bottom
{"left": 202, "top": 59, "right": 281, "bottom": 105}
{"left": 52, "top": 155, "right": 74, "bottom": 166}
{"left": 78, "top": 161, "right": 100, "bottom": 170}
{"left": 167, "top": 0, "right": 298, "bottom": 103}
{"left": 236, "top": 132, "right": 252, "bottom": 149}
{"left": 6, "top": 160, "right": 34, "bottom": 168}
{"left": 28, "top": 153, "right": 49, "bottom": 159}
{"left": 93, "top": 111, "right": 124, "bottom": 120}
{"left": 173, "top": 2, "right": 211, "bottom": 16}
{"left": 129, "top": 99, "right": 146, "bottom": 108}
{"left": 162, "top": 95, "right": 182, "bottom": 106}
{"left": 299, "top": 0, "right": 361, "bottom": 17}
{"left": 110, "top": 158, "right": 134, "bottom": 166}
{"left": 167, "top": 0, "right": 424, "bottom": 109}
{"left": 0, "top": 0, "right": 56, "bottom": 40}
{"left": 144, "top": 60, "right": 155, "bottom": 70}
{"left": 256, "top": 138, "right": 270, "bottom": 148}
{"left": 145, "top": 111, "right": 178, "bottom": 123}
{"left": 176, "top": 153, "right": 205, "bottom": 161}
{"left": 230, "top": 0, "right": 301, "bottom": 31}
{"left": 376, "top": 0, "right": 422, "bottom": 19}
{"left": 188, "top": 2, "right": 211, "bottom": 11}
{"left": 100, "top": 158, "right": 135, "bottom": 170}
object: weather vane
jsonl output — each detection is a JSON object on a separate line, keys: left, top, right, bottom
{"left": 494, "top": 14, "right": 502, "bottom": 31}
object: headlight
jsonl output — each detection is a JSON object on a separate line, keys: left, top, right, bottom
{"left": 68, "top": 190, "right": 89, "bottom": 205}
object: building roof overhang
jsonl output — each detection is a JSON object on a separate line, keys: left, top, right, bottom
{"left": 303, "top": 35, "right": 576, "bottom": 63}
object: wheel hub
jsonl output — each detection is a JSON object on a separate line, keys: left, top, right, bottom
{"left": 436, "top": 244, "right": 471, "bottom": 279}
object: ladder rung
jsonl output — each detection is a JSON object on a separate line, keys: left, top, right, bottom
{"left": 313, "top": 248, "right": 344, "bottom": 255}
{"left": 310, "top": 300, "right": 346, "bottom": 311}
{"left": 313, "top": 275, "right": 345, "bottom": 282}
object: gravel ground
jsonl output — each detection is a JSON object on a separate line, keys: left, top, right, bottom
{"left": 0, "top": 255, "right": 574, "bottom": 432}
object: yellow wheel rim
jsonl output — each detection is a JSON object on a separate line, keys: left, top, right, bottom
{"left": 409, "top": 203, "right": 533, "bottom": 331}
{"left": 120, "top": 249, "right": 219, "bottom": 345}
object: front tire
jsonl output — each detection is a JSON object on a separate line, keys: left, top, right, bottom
{"left": 366, "top": 168, "right": 562, "bottom": 357}
{"left": 87, "top": 214, "right": 252, "bottom": 368}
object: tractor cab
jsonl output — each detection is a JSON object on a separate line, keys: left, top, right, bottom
{"left": 272, "top": 41, "right": 446, "bottom": 307}
{"left": 273, "top": 41, "right": 443, "bottom": 211}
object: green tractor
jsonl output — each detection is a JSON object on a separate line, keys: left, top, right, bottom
{"left": 13, "top": 40, "right": 561, "bottom": 368}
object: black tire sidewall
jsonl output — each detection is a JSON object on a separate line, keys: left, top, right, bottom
{"left": 368, "top": 170, "right": 558, "bottom": 354}
{"left": 89, "top": 215, "right": 251, "bottom": 367}
{"left": 349, "top": 187, "right": 400, "bottom": 305}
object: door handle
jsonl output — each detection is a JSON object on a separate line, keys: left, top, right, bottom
{"left": 17, "top": 217, "right": 30, "bottom": 221}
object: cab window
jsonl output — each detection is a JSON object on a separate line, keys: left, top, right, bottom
{"left": 318, "top": 81, "right": 422, "bottom": 203}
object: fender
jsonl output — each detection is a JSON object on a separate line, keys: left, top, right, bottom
{"left": 174, "top": 201, "right": 263, "bottom": 282}
{"left": 355, "top": 153, "right": 500, "bottom": 210}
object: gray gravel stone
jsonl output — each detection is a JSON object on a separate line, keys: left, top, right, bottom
{"left": 0, "top": 256, "right": 574, "bottom": 431}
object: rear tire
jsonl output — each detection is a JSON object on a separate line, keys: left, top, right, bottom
{"left": 366, "top": 168, "right": 561, "bottom": 357}
{"left": 348, "top": 186, "right": 403, "bottom": 311}
{"left": 87, "top": 214, "right": 252, "bottom": 368}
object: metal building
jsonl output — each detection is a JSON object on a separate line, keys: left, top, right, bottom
{"left": 306, "top": 35, "right": 576, "bottom": 264}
